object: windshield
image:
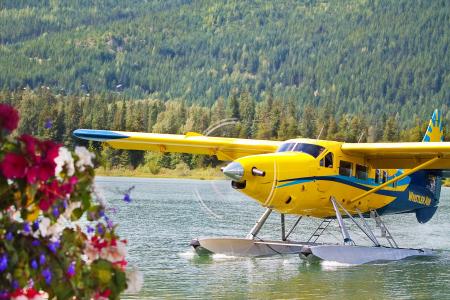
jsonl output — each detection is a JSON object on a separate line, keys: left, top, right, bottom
{"left": 277, "top": 142, "right": 325, "bottom": 158}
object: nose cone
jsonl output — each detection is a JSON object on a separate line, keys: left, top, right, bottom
{"left": 222, "top": 162, "right": 244, "bottom": 181}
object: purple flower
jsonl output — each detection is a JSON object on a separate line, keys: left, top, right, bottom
{"left": 63, "top": 199, "right": 68, "bottom": 209}
{"left": 52, "top": 207, "right": 59, "bottom": 217}
{"left": 42, "top": 268, "right": 52, "bottom": 284}
{"left": 32, "top": 239, "right": 40, "bottom": 247}
{"left": 12, "top": 280, "right": 19, "bottom": 289}
{"left": 31, "top": 259, "right": 38, "bottom": 270}
{"left": 106, "top": 219, "right": 114, "bottom": 229}
{"left": 96, "top": 223, "right": 104, "bottom": 235}
{"left": 39, "top": 253, "right": 46, "bottom": 265}
{"left": 123, "top": 193, "right": 131, "bottom": 203}
{"left": 99, "top": 210, "right": 105, "bottom": 217}
{"left": 0, "top": 291, "right": 9, "bottom": 299}
{"left": 0, "top": 255, "right": 8, "bottom": 272}
{"left": 32, "top": 220, "right": 40, "bottom": 231}
{"left": 86, "top": 225, "right": 94, "bottom": 234}
{"left": 48, "top": 241, "right": 60, "bottom": 254}
{"left": 5, "top": 232, "right": 13, "bottom": 241}
{"left": 44, "top": 119, "right": 52, "bottom": 129}
{"left": 23, "top": 222, "right": 31, "bottom": 233}
{"left": 67, "top": 262, "right": 76, "bottom": 277}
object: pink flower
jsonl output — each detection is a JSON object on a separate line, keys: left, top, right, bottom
{"left": 0, "top": 104, "right": 19, "bottom": 133}
{"left": 0, "top": 152, "right": 27, "bottom": 179}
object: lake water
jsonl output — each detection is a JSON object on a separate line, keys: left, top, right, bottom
{"left": 95, "top": 177, "right": 450, "bottom": 299}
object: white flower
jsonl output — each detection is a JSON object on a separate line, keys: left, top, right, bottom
{"left": 75, "top": 146, "right": 95, "bottom": 171}
{"left": 100, "top": 240, "right": 127, "bottom": 262}
{"left": 125, "top": 267, "right": 144, "bottom": 294}
{"left": 84, "top": 241, "right": 99, "bottom": 262}
{"left": 39, "top": 217, "right": 51, "bottom": 237}
{"left": 54, "top": 147, "right": 75, "bottom": 177}
{"left": 39, "top": 217, "right": 64, "bottom": 239}
{"left": 47, "top": 222, "right": 64, "bottom": 239}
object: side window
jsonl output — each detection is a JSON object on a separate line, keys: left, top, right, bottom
{"left": 382, "top": 170, "right": 388, "bottom": 183}
{"left": 375, "top": 169, "right": 380, "bottom": 184}
{"left": 320, "top": 152, "right": 334, "bottom": 168}
{"left": 339, "top": 161, "right": 352, "bottom": 177}
{"left": 356, "top": 164, "right": 368, "bottom": 180}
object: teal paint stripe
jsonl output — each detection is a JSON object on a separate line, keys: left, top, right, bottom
{"left": 277, "top": 174, "right": 409, "bottom": 192}
{"left": 73, "top": 129, "right": 129, "bottom": 142}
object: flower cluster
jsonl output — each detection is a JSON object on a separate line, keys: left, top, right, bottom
{"left": 0, "top": 104, "right": 136, "bottom": 299}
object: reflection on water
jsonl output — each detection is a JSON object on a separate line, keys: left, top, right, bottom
{"left": 95, "top": 177, "right": 450, "bottom": 299}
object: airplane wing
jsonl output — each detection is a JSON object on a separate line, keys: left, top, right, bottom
{"left": 341, "top": 142, "right": 450, "bottom": 169}
{"left": 73, "top": 129, "right": 281, "bottom": 161}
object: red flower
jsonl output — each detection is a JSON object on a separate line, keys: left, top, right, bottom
{"left": 38, "top": 179, "right": 63, "bottom": 211}
{"left": 95, "top": 289, "right": 112, "bottom": 299}
{"left": 26, "top": 165, "right": 39, "bottom": 184}
{"left": 26, "top": 163, "right": 55, "bottom": 184}
{"left": 113, "top": 259, "right": 127, "bottom": 270}
{"left": 37, "top": 161, "right": 56, "bottom": 181}
{"left": 25, "top": 288, "right": 40, "bottom": 298}
{"left": 20, "top": 134, "right": 38, "bottom": 157}
{"left": 69, "top": 176, "right": 78, "bottom": 185}
{"left": 38, "top": 197, "right": 52, "bottom": 211}
{"left": 41, "top": 140, "right": 60, "bottom": 163}
{"left": 10, "top": 288, "right": 40, "bottom": 298}
{"left": 0, "top": 152, "right": 27, "bottom": 179}
{"left": 91, "top": 236, "right": 108, "bottom": 251}
{"left": 0, "top": 104, "right": 19, "bottom": 133}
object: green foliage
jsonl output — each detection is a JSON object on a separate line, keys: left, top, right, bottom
{"left": 0, "top": 0, "right": 447, "bottom": 127}
{"left": 1, "top": 87, "right": 447, "bottom": 171}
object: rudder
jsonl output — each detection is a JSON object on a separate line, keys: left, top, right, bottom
{"left": 422, "top": 109, "right": 444, "bottom": 142}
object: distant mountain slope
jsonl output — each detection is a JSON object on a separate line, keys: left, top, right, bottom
{"left": 0, "top": 0, "right": 448, "bottom": 125}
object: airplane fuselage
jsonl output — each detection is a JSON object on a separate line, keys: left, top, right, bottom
{"left": 227, "top": 138, "right": 440, "bottom": 222}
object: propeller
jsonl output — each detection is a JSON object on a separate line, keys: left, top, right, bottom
{"left": 192, "top": 118, "right": 240, "bottom": 220}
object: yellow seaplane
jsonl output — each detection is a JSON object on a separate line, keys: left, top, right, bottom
{"left": 74, "top": 110, "right": 450, "bottom": 264}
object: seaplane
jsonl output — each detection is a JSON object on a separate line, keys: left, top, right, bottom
{"left": 74, "top": 109, "right": 450, "bottom": 264}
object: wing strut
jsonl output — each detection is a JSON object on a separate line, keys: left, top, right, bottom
{"left": 349, "top": 155, "right": 441, "bottom": 204}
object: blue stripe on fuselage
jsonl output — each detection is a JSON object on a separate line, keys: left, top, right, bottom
{"left": 277, "top": 175, "right": 402, "bottom": 197}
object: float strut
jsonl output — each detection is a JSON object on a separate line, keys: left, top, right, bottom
{"left": 246, "top": 208, "right": 272, "bottom": 239}
{"left": 281, "top": 214, "right": 286, "bottom": 241}
{"left": 330, "top": 197, "right": 354, "bottom": 245}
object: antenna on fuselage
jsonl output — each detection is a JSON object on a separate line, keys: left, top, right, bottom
{"left": 357, "top": 132, "right": 365, "bottom": 143}
{"left": 316, "top": 125, "right": 324, "bottom": 140}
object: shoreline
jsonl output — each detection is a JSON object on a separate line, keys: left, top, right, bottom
{"left": 94, "top": 167, "right": 225, "bottom": 180}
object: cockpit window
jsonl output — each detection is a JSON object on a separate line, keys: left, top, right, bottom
{"left": 277, "top": 142, "right": 296, "bottom": 152}
{"left": 277, "top": 142, "right": 325, "bottom": 158}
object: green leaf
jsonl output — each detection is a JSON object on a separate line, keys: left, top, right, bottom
{"left": 71, "top": 208, "right": 83, "bottom": 221}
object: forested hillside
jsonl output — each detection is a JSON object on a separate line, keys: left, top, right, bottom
{"left": 0, "top": 0, "right": 449, "bottom": 127}
{"left": 1, "top": 89, "right": 448, "bottom": 172}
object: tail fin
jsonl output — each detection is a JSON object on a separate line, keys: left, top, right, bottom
{"left": 422, "top": 109, "right": 444, "bottom": 142}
